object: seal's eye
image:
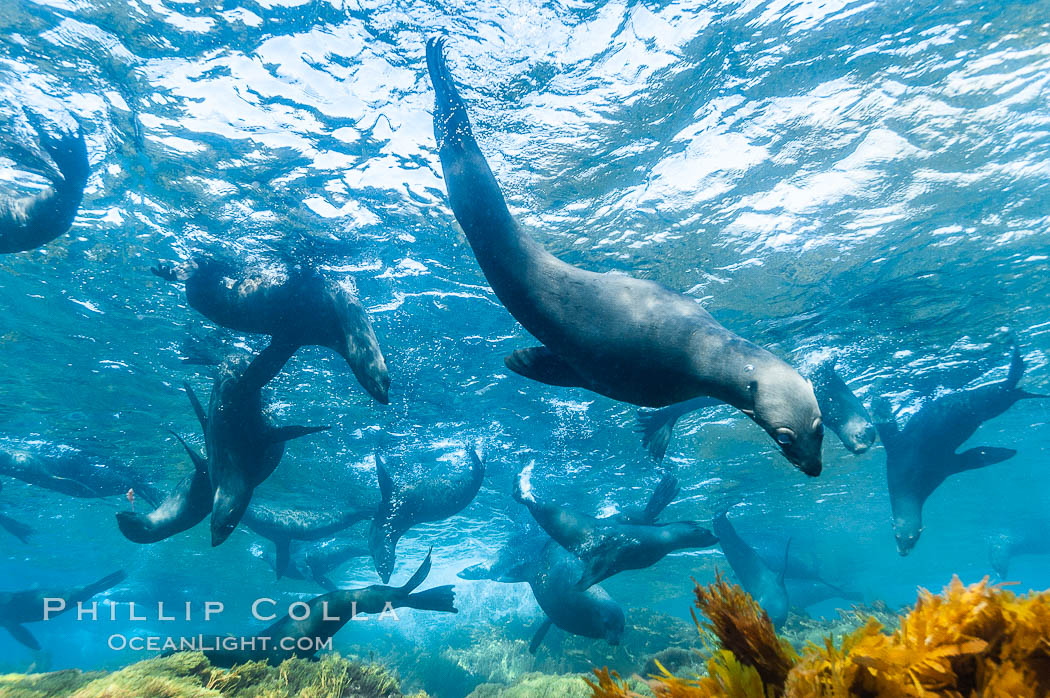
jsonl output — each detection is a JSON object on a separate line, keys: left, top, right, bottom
{"left": 775, "top": 429, "right": 795, "bottom": 446}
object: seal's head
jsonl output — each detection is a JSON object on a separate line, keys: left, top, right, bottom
{"left": 116, "top": 511, "right": 156, "bottom": 544}
{"left": 747, "top": 362, "right": 824, "bottom": 476}
{"left": 893, "top": 517, "right": 922, "bottom": 557}
{"left": 762, "top": 589, "right": 790, "bottom": 629}
{"left": 368, "top": 523, "right": 397, "bottom": 584}
{"left": 600, "top": 603, "right": 626, "bottom": 646}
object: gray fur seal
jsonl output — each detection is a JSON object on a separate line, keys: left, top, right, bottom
{"left": 425, "top": 38, "right": 823, "bottom": 475}
{"left": 876, "top": 344, "right": 1045, "bottom": 556}
{"left": 636, "top": 358, "right": 875, "bottom": 461}
{"left": 0, "top": 121, "right": 89, "bottom": 254}
{"left": 203, "top": 551, "right": 455, "bottom": 667}
{"left": 265, "top": 538, "right": 371, "bottom": 591}
{"left": 513, "top": 463, "right": 717, "bottom": 589}
{"left": 0, "top": 571, "right": 125, "bottom": 650}
{"left": 189, "top": 353, "right": 329, "bottom": 547}
{"left": 369, "top": 448, "right": 484, "bottom": 583}
{"left": 242, "top": 501, "right": 374, "bottom": 579}
{"left": 116, "top": 432, "right": 211, "bottom": 544}
{"left": 0, "top": 437, "right": 162, "bottom": 506}
{"left": 153, "top": 257, "right": 389, "bottom": 404}
{"left": 712, "top": 509, "right": 789, "bottom": 628}
{"left": 0, "top": 482, "right": 33, "bottom": 544}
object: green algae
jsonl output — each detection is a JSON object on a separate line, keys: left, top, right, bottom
{"left": 465, "top": 672, "right": 649, "bottom": 698}
{"left": 0, "top": 652, "right": 424, "bottom": 698}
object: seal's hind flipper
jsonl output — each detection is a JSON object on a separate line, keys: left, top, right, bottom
{"left": 399, "top": 548, "right": 434, "bottom": 594}
{"left": 3, "top": 623, "right": 40, "bottom": 651}
{"left": 505, "top": 347, "right": 588, "bottom": 388}
{"left": 529, "top": 617, "right": 553, "bottom": 654}
{"left": 636, "top": 409, "right": 679, "bottom": 462}
{"left": 952, "top": 446, "right": 1016, "bottom": 474}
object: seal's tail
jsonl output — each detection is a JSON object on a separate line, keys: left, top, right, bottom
{"left": 404, "top": 585, "right": 457, "bottom": 613}
{"left": 41, "top": 125, "right": 90, "bottom": 186}
{"left": 635, "top": 409, "right": 679, "bottom": 462}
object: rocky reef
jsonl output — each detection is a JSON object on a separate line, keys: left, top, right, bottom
{"left": 587, "top": 573, "right": 1050, "bottom": 697}
{"left": 0, "top": 651, "right": 423, "bottom": 698}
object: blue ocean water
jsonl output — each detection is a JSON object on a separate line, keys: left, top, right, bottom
{"left": 0, "top": 0, "right": 1048, "bottom": 695}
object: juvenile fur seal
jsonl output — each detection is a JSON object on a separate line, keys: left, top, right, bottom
{"left": 369, "top": 448, "right": 484, "bottom": 583}
{"left": 876, "top": 344, "right": 1045, "bottom": 556}
{"left": 190, "top": 353, "right": 329, "bottom": 547}
{"left": 0, "top": 437, "right": 162, "bottom": 506}
{"left": 0, "top": 121, "right": 89, "bottom": 254}
{"left": 153, "top": 257, "right": 389, "bottom": 404}
{"left": 426, "top": 38, "right": 823, "bottom": 475}
{"left": 0, "top": 570, "right": 125, "bottom": 650}
{"left": 514, "top": 464, "right": 717, "bottom": 589}
{"left": 243, "top": 501, "right": 374, "bottom": 579}
{"left": 636, "top": 359, "right": 875, "bottom": 461}
{"left": 0, "top": 482, "right": 33, "bottom": 544}
{"left": 203, "top": 551, "right": 455, "bottom": 667}
{"left": 266, "top": 537, "right": 371, "bottom": 591}
{"left": 712, "top": 510, "right": 789, "bottom": 628}
{"left": 116, "top": 431, "right": 211, "bottom": 544}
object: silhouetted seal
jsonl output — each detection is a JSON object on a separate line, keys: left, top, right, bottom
{"left": 514, "top": 464, "right": 717, "bottom": 589}
{"left": 988, "top": 526, "right": 1050, "bottom": 579}
{"left": 203, "top": 551, "right": 456, "bottom": 667}
{"left": 0, "top": 482, "right": 32, "bottom": 544}
{"left": 0, "top": 120, "right": 89, "bottom": 254}
{"left": 876, "top": 344, "right": 1044, "bottom": 556}
{"left": 116, "top": 431, "right": 211, "bottom": 544}
{"left": 369, "top": 448, "right": 484, "bottom": 583}
{"left": 153, "top": 257, "right": 389, "bottom": 403}
{"left": 0, "top": 571, "right": 125, "bottom": 650}
{"left": 636, "top": 359, "right": 875, "bottom": 461}
{"left": 0, "top": 437, "right": 162, "bottom": 506}
{"left": 190, "top": 353, "right": 329, "bottom": 547}
{"left": 712, "top": 509, "right": 789, "bottom": 628}
{"left": 265, "top": 537, "right": 371, "bottom": 591}
{"left": 243, "top": 501, "right": 374, "bottom": 579}
{"left": 426, "top": 38, "right": 823, "bottom": 475}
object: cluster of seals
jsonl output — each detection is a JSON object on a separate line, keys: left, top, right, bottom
{"left": 425, "top": 38, "right": 824, "bottom": 477}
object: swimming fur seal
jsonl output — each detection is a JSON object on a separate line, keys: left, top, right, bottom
{"left": 0, "top": 482, "right": 33, "bottom": 544}
{"left": 203, "top": 551, "right": 456, "bottom": 667}
{"left": 712, "top": 509, "right": 789, "bottom": 628}
{"left": 153, "top": 257, "right": 389, "bottom": 404}
{"left": 0, "top": 570, "right": 126, "bottom": 650}
{"left": 514, "top": 463, "right": 717, "bottom": 589}
{"left": 369, "top": 448, "right": 484, "bottom": 583}
{"left": 116, "top": 431, "right": 211, "bottom": 544}
{"left": 0, "top": 121, "right": 90, "bottom": 254}
{"left": 189, "top": 353, "right": 329, "bottom": 547}
{"left": 425, "top": 38, "right": 823, "bottom": 475}
{"left": 266, "top": 538, "right": 371, "bottom": 591}
{"left": 0, "top": 437, "right": 162, "bottom": 506}
{"left": 876, "top": 344, "right": 1045, "bottom": 556}
{"left": 636, "top": 359, "right": 875, "bottom": 461}
{"left": 988, "top": 526, "right": 1050, "bottom": 579}
{"left": 243, "top": 501, "right": 374, "bottom": 579}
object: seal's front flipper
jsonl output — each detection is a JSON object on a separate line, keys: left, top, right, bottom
{"left": 505, "top": 347, "right": 587, "bottom": 388}
{"left": 184, "top": 383, "right": 207, "bottom": 432}
{"left": 265, "top": 425, "right": 330, "bottom": 445}
{"left": 636, "top": 409, "right": 680, "bottom": 462}
{"left": 3, "top": 623, "right": 40, "bottom": 651}
{"left": 170, "top": 431, "right": 208, "bottom": 474}
{"left": 640, "top": 473, "right": 680, "bottom": 524}
{"left": 242, "top": 341, "right": 299, "bottom": 392}
{"left": 0, "top": 512, "right": 33, "bottom": 543}
{"left": 529, "top": 617, "right": 553, "bottom": 654}
{"left": 953, "top": 447, "right": 1017, "bottom": 474}
{"left": 575, "top": 564, "right": 605, "bottom": 591}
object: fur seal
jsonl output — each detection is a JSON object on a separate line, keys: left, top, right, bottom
{"left": 425, "top": 38, "right": 823, "bottom": 475}
{"left": 876, "top": 344, "right": 1045, "bottom": 556}
{"left": 153, "top": 257, "right": 389, "bottom": 404}
{"left": 513, "top": 464, "right": 717, "bottom": 589}
{"left": 243, "top": 501, "right": 374, "bottom": 579}
{"left": 189, "top": 353, "right": 329, "bottom": 547}
{"left": 203, "top": 551, "right": 456, "bottom": 667}
{"left": 116, "top": 432, "right": 211, "bottom": 544}
{"left": 0, "top": 482, "right": 33, "bottom": 544}
{"left": 753, "top": 540, "right": 863, "bottom": 608}
{"left": 0, "top": 120, "right": 89, "bottom": 254}
{"left": 0, "top": 437, "right": 162, "bottom": 506}
{"left": 636, "top": 359, "right": 875, "bottom": 461}
{"left": 712, "top": 509, "right": 789, "bottom": 628}
{"left": 265, "top": 537, "right": 371, "bottom": 591}
{"left": 369, "top": 448, "right": 484, "bottom": 583}
{"left": 989, "top": 526, "right": 1050, "bottom": 579}
{"left": 0, "top": 570, "right": 125, "bottom": 651}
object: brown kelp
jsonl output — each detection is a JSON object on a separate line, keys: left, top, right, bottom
{"left": 587, "top": 575, "right": 1050, "bottom": 697}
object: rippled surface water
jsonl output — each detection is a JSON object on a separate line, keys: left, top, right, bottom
{"left": 0, "top": 0, "right": 1048, "bottom": 693}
